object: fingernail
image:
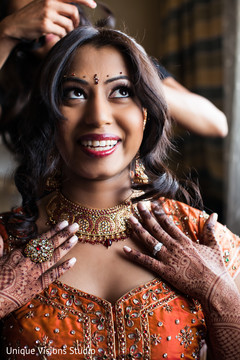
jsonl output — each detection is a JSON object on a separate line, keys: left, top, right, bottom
{"left": 138, "top": 202, "right": 147, "bottom": 211}
{"left": 123, "top": 246, "right": 132, "bottom": 253}
{"left": 212, "top": 213, "right": 218, "bottom": 222}
{"left": 69, "top": 257, "right": 76, "bottom": 265}
{"left": 152, "top": 203, "right": 164, "bottom": 214}
{"left": 91, "top": 1, "right": 97, "bottom": 8}
{"left": 68, "top": 223, "right": 79, "bottom": 232}
{"left": 58, "top": 220, "right": 69, "bottom": 230}
{"left": 129, "top": 216, "right": 139, "bottom": 224}
{"left": 69, "top": 235, "right": 78, "bottom": 244}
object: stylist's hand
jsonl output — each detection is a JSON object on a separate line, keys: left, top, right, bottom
{"left": 124, "top": 202, "right": 237, "bottom": 306}
{"left": 0, "top": 220, "right": 79, "bottom": 319}
{"left": 0, "top": 0, "right": 96, "bottom": 42}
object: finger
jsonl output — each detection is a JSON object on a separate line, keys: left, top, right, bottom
{"left": 52, "top": 13, "right": 75, "bottom": 33}
{"left": 201, "top": 213, "right": 218, "bottom": 246}
{"left": 40, "top": 220, "right": 69, "bottom": 239}
{"left": 64, "top": 0, "right": 97, "bottom": 9}
{"left": 53, "top": 3, "right": 80, "bottom": 28}
{"left": 40, "top": 257, "right": 76, "bottom": 288}
{"left": 151, "top": 202, "right": 191, "bottom": 244}
{"left": 129, "top": 215, "right": 162, "bottom": 251}
{"left": 50, "top": 223, "right": 79, "bottom": 248}
{"left": 134, "top": 203, "right": 177, "bottom": 246}
{"left": 41, "top": 222, "right": 79, "bottom": 248}
{"left": 0, "top": 235, "right": 3, "bottom": 258}
{"left": 123, "top": 246, "right": 164, "bottom": 275}
{"left": 42, "top": 21, "right": 67, "bottom": 38}
{"left": 40, "top": 234, "right": 78, "bottom": 271}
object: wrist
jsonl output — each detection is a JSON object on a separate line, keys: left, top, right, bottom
{"left": 202, "top": 273, "right": 240, "bottom": 320}
{"left": 0, "top": 18, "right": 20, "bottom": 47}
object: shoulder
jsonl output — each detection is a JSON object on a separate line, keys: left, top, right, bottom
{"left": 160, "top": 198, "right": 240, "bottom": 279}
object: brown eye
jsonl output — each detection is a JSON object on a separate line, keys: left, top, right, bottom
{"left": 63, "top": 87, "right": 85, "bottom": 100}
{"left": 110, "top": 86, "right": 133, "bottom": 98}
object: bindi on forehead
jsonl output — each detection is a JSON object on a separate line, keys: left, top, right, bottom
{"left": 63, "top": 72, "right": 125, "bottom": 85}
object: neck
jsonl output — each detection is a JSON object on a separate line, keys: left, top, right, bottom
{"left": 61, "top": 171, "right": 132, "bottom": 209}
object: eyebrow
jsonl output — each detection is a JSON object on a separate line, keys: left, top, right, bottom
{"left": 62, "top": 75, "right": 130, "bottom": 85}
{"left": 105, "top": 75, "right": 130, "bottom": 84}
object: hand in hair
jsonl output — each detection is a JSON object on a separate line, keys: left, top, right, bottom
{"left": 0, "top": 0, "right": 96, "bottom": 47}
{"left": 0, "top": 220, "right": 79, "bottom": 319}
{"left": 124, "top": 202, "right": 240, "bottom": 359}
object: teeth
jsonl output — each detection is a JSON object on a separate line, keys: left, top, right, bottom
{"left": 81, "top": 139, "right": 118, "bottom": 149}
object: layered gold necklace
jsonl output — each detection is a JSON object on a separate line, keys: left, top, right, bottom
{"left": 46, "top": 191, "right": 137, "bottom": 248}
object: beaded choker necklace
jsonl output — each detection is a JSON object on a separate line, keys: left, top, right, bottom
{"left": 46, "top": 191, "right": 136, "bottom": 248}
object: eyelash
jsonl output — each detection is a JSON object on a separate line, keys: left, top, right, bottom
{"left": 62, "top": 84, "right": 134, "bottom": 101}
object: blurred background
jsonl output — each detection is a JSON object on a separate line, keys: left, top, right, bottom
{"left": 0, "top": 0, "right": 239, "bottom": 234}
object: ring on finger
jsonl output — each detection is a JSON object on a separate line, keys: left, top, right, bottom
{"left": 24, "top": 237, "right": 54, "bottom": 263}
{"left": 153, "top": 242, "right": 163, "bottom": 257}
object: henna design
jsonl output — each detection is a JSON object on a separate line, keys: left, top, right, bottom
{"left": 126, "top": 202, "right": 240, "bottom": 359}
{"left": 0, "top": 223, "right": 78, "bottom": 318}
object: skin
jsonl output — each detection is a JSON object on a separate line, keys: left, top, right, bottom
{"left": 57, "top": 44, "right": 144, "bottom": 207}
{"left": 37, "top": 44, "right": 156, "bottom": 303}
{"left": 0, "top": 0, "right": 97, "bottom": 66}
{"left": 0, "top": 220, "right": 80, "bottom": 318}
{"left": 0, "top": 38, "right": 238, "bottom": 356}
{"left": 162, "top": 76, "right": 228, "bottom": 137}
{"left": 123, "top": 202, "right": 240, "bottom": 359}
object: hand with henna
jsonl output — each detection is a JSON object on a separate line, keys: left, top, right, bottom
{"left": 0, "top": 220, "right": 79, "bottom": 319}
{"left": 123, "top": 202, "right": 240, "bottom": 360}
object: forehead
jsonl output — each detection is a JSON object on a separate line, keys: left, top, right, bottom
{"left": 69, "top": 44, "right": 130, "bottom": 76}
{"left": 8, "top": 0, "right": 32, "bottom": 13}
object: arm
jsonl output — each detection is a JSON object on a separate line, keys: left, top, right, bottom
{"left": 162, "top": 76, "right": 228, "bottom": 137}
{"left": 124, "top": 203, "right": 240, "bottom": 359}
{"left": 0, "top": 220, "right": 79, "bottom": 318}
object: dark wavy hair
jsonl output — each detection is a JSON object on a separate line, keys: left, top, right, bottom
{"left": 0, "top": 2, "right": 115, "bottom": 152}
{"left": 11, "top": 26, "right": 202, "bottom": 240}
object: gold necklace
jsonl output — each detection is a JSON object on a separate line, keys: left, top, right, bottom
{"left": 46, "top": 191, "right": 137, "bottom": 248}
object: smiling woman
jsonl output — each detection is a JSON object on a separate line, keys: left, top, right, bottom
{"left": 57, "top": 44, "right": 143, "bottom": 183}
{"left": 0, "top": 26, "right": 239, "bottom": 360}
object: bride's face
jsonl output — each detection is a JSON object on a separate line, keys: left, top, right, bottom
{"left": 56, "top": 44, "right": 145, "bottom": 182}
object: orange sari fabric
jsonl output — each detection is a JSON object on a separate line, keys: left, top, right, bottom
{"left": 0, "top": 199, "right": 239, "bottom": 360}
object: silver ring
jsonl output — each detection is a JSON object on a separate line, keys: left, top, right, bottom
{"left": 153, "top": 242, "right": 163, "bottom": 257}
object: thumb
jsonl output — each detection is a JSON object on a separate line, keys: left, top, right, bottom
{"left": 201, "top": 213, "right": 218, "bottom": 246}
{"left": 0, "top": 235, "right": 4, "bottom": 258}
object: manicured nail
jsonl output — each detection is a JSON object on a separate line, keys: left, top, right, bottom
{"left": 123, "top": 246, "right": 132, "bottom": 253}
{"left": 68, "top": 223, "right": 79, "bottom": 232}
{"left": 138, "top": 202, "right": 147, "bottom": 211}
{"left": 152, "top": 203, "right": 164, "bottom": 214}
{"left": 58, "top": 220, "right": 69, "bottom": 230}
{"left": 213, "top": 213, "right": 218, "bottom": 221}
{"left": 69, "top": 257, "right": 76, "bottom": 265}
{"left": 129, "top": 216, "right": 139, "bottom": 224}
{"left": 69, "top": 235, "right": 78, "bottom": 244}
{"left": 91, "top": 1, "right": 97, "bottom": 8}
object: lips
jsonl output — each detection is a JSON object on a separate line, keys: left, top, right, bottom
{"left": 77, "top": 134, "right": 121, "bottom": 158}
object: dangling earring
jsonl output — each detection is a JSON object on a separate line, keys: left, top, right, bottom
{"left": 143, "top": 108, "right": 148, "bottom": 130}
{"left": 131, "top": 154, "right": 149, "bottom": 184}
{"left": 45, "top": 152, "right": 62, "bottom": 192}
{"left": 45, "top": 169, "right": 62, "bottom": 191}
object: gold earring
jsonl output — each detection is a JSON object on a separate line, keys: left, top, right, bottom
{"left": 143, "top": 108, "right": 148, "bottom": 130}
{"left": 45, "top": 168, "right": 62, "bottom": 191}
{"left": 131, "top": 155, "right": 149, "bottom": 184}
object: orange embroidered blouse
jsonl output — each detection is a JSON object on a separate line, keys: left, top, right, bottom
{"left": 0, "top": 199, "right": 239, "bottom": 360}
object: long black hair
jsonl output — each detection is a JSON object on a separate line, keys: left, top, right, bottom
{"left": 0, "top": 2, "right": 115, "bottom": 152}
{"left": 12, "top": 26, "right": 202, "bottom": 240}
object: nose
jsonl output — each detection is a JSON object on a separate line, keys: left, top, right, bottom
{"left": 83, "top": 92, "right": 113, "bottom": 128}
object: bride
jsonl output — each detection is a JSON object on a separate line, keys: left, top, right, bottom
{"left": 0, "top": 26, "right": 239, "bottom": 359}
